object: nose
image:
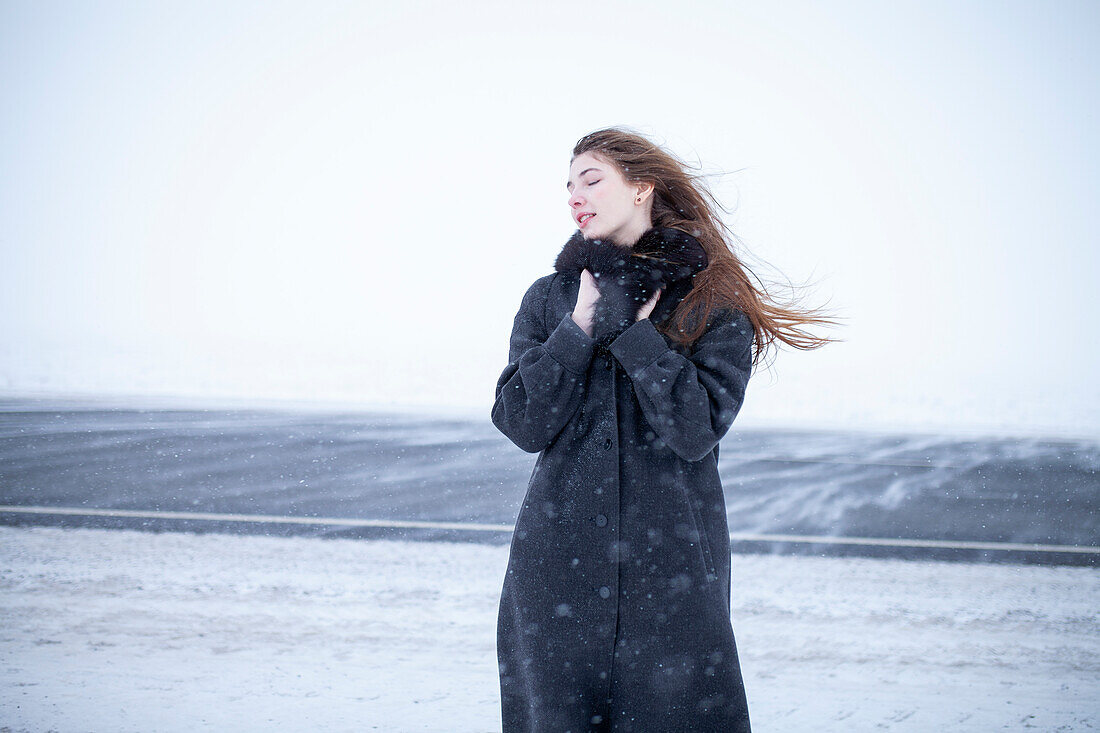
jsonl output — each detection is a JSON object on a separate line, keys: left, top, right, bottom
{"left": 568, "top": 191, "right": 584, "bottom": 209}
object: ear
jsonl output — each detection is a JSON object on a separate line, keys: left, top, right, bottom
{"left": 634, "top": 181, "right": 655, "bottom": 203}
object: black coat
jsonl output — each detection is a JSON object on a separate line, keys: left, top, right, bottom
{"left": 491, "top": 227, "right": 754, "bottom": 732}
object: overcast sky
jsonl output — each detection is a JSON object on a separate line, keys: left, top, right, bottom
{"left": 1, "top": 0, "right": 1097, "bottom": 438}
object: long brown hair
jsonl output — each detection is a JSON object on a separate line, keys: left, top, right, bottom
{"left": 573, "top": 127, "right": 840, "bottom": 367}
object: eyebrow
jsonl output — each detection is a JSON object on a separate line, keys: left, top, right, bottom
{"left": 566, "top": 167, "right": 601, "bottom": 190}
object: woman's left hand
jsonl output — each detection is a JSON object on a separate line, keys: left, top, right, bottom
{"left": 636, "top": 288, "right": 661, "bottom": 321}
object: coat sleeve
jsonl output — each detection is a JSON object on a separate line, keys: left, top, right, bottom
{"left": 491, "top": 274, "right": 596, "bottom": 453}
{"left": 608, "top": 308, "right": 754, "bottom": 462}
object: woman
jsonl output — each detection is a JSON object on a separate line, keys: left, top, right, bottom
{"left": 491, "top": 128, "right": 834, "bottom": 732}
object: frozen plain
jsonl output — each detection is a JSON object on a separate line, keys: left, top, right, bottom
{"left": 1, "top": 526, "right": 1097, "bottom": 732}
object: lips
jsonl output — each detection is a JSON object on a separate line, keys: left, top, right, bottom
{"left": 577, "top": 212, "right": 595, "bottom": 228}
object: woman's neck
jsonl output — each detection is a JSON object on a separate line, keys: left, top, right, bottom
{"left": 607, "top": 221, "right": 655, "bottom": 249}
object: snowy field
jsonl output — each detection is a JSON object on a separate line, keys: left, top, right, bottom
{"left": 1, "top": 526, "right": 1097, "bottom": 732}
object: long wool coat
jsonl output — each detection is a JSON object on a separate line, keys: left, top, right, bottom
{"left": 492, "top": 227, "right": 754, "bottom": 732}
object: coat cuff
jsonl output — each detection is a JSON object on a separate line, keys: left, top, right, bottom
{"left": 545, "top": 314, "right": 596, "bottom": 374}
{"left": 609, "top": 318, "right": 668, "bottom": 374}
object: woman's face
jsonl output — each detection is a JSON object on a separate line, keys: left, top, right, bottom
{"left": 567, "top": 152, "right": 652, "bottom": 245}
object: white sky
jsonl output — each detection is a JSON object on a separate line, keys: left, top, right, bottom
{"left": 1, "top": 0, "right": 1097, "bottom": 438}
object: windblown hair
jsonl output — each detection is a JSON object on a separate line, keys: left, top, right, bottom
{"left": 573, "top": 127, "right": 840, "bottom": 367}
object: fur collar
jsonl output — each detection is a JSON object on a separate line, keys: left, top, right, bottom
{"left": 554, "top": 227, "right": 708, "bottom": 346}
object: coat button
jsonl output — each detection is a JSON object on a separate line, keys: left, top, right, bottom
{"left": 603, "top": 438, "right": 613, "bottom": 450}
{"left": 595, "top": 514, "right": 607, "bottom": 527}
{"left": 598, "top": 586, "right": 611, "bottom": 599}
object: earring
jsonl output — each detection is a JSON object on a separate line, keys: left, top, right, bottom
{"left": 635, "top": 197, "right": 642, "bottom": 204}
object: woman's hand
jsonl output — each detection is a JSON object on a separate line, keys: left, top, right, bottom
{"left": 636, "top": 288, "right": 661, "bottom": 321}
{"left": 571, "top": 269, "right": 600, "bottom": 337}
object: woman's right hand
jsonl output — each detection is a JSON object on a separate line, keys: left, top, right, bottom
{"left": 571, "top": 269, "right": 600, "bottom": 337}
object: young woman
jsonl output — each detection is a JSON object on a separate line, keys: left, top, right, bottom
{"left": 491, "top": 127, "right": 834, "bottom": 732}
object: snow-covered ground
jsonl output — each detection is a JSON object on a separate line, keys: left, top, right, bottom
{"left": 1, "top": 526, "right": 1096, "bottom": 732}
